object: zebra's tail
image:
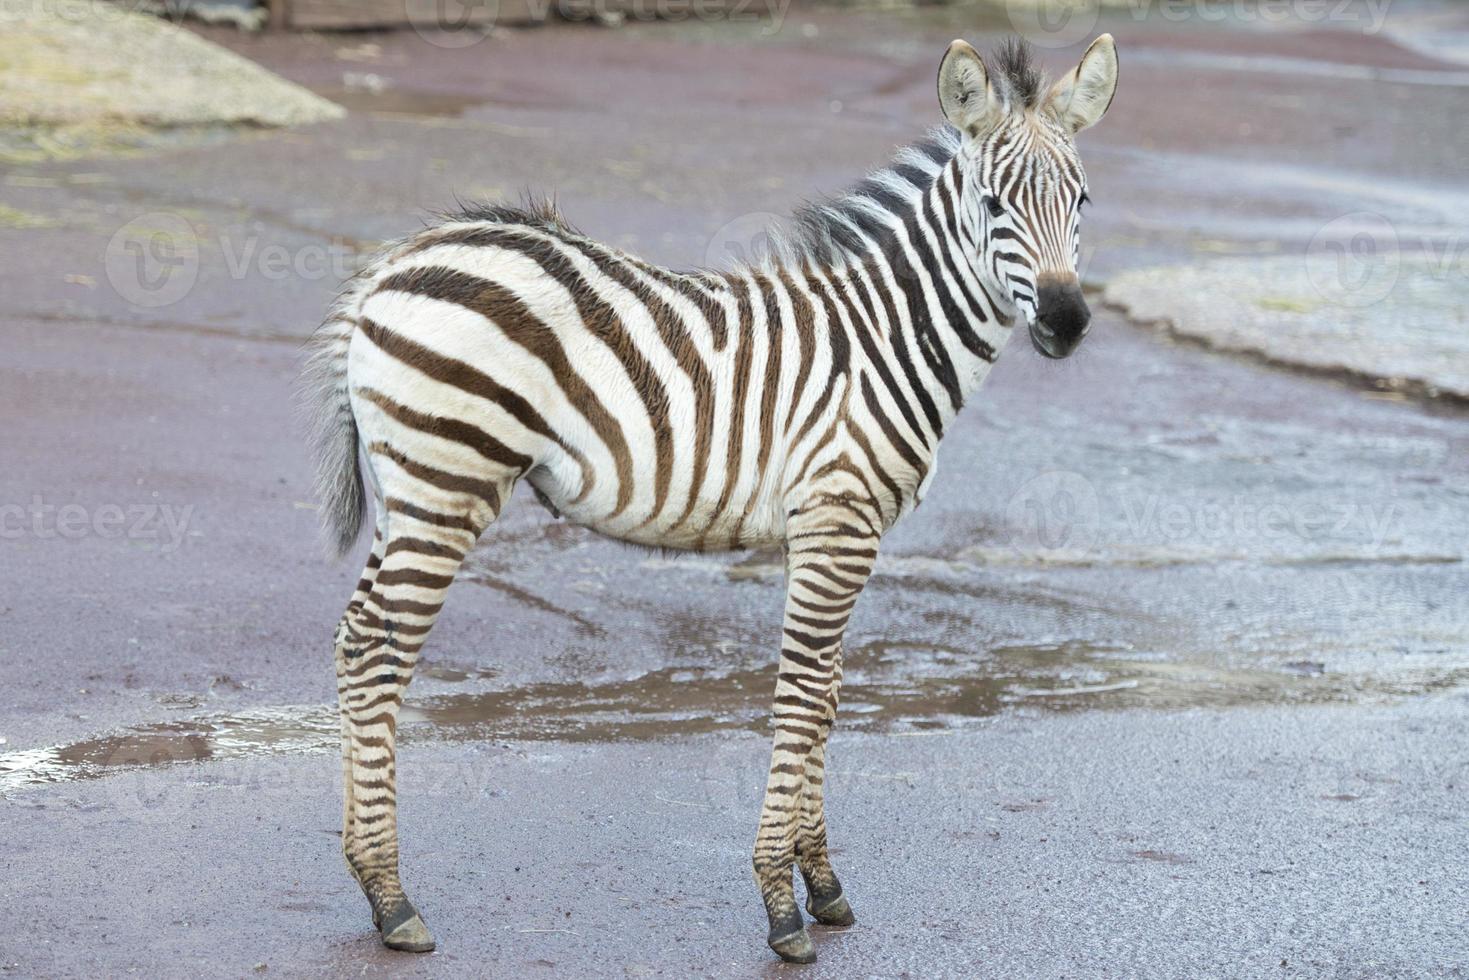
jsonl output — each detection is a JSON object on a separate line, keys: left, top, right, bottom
{"left": 301, "top": 283, "right": 368, "bottom": 559}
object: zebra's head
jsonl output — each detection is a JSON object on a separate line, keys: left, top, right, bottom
{"left": 937, "top": 35, "right": 1119, "bottom": 359}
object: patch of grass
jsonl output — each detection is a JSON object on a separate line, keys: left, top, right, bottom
{"left": 0, "top": 202, "right": 57, "bottom": 229}
{"left": 1254, "top": 296, "right": 1319, "bottom": 315}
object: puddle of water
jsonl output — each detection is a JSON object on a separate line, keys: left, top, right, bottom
{"left": 5, "top": 641, "right": 1463, "bottom": 796}
{"left": 0, "top": 708, "right": 335, "bottom": 795}
{"left": 420, "top": 664, "right": 499, "bottom": 684}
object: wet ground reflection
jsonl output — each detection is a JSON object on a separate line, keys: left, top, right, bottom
{"left": 4, "top": 637, "right": 1463, "bottom": 794}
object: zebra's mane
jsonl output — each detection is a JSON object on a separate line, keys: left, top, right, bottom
{"left": 437, "top": 131, "right": 964, "bottom": 276}
{"left": 761, "top": 124, "right": 962, "bottom": 272}
{"left": 442, "top": 196, "right": 578, "bottom": 237}
{"left": 987, "top": 37, "right": 1045, "bottom": 110}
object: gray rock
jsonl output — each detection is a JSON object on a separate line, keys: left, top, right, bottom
{"left": 0, "top": 7, "right": 342, "bottom": 129}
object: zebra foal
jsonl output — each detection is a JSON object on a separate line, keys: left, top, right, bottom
{"left": 305, "top": 35, "right": 1119, "bottom": 963}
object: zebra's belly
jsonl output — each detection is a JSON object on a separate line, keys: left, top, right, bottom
{"left": 526, "top": 460, "right": 789, "bottom": 553}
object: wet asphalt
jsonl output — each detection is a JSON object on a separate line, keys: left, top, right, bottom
{"left": 1, "top": 5, "right": 1467, "bottom": 976}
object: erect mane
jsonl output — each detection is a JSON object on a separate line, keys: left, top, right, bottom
{"left": 986, "top": 37, "right": 1046, "bottom": 111}
{"left": 438, "top": 195, "right": 578, "bottom": 236}
{"left": 432, "top": 130, "right": 967, "bottom": 276}
{"left": 752, "top": 125, "right": 962, "bottom": 271}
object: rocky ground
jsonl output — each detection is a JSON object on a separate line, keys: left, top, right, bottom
{"left": 0, "top": 3, "right": 1466, "bottom": 976}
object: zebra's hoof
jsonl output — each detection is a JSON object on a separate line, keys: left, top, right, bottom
{"left": 768, "top": 926, "right": 817, "bottom": 964}
{"left": 380, "top": 906, "right": 436, "bottom": 953}
{"left": 807, "top": 892, "right": 854, "bottom": 928}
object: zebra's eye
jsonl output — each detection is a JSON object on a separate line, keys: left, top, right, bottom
{"left": 1079, "top": 190, "right": 1091, "bottom": 209}
{"left": 984, "top": 195, "right": 1004, "bottom": 219}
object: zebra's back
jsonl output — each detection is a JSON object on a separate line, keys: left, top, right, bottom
{"left": 335, "top": 206, "right": 857, "bottom": 553}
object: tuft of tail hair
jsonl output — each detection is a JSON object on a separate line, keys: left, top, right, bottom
{"left": 299, "top": 278, "right": 370, "bottom": 558}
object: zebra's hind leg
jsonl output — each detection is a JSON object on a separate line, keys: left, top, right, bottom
{"left": 336, "top": 464, "right": 507, "bottom": 953}
{"left": 754, "top": 499, "right": 878, "bottom": 964}
{"left": 336, "top": 517, "right": 389, "bottom": 927}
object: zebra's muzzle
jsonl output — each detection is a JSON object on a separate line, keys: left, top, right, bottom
{"left": 1030, "top": 278, "right": 1090, "bottom": 359}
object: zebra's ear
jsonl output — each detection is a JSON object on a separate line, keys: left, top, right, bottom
{"left": 1043, "top": 34, "right": 1119, "bottom": 134}
{"left": 937, "top": 39, "right": 998, "bottom": 137}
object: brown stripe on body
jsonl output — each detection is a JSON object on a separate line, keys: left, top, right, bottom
{"left": 803, "top": 453, "right": 883, "bottom": 519}
{"left": 355, "top": 386, "right": 533, "bottom": 472}
{"left": 789, "top": 273, "right": 852, "bottom": 454}
{"left": 375, "top": 267, "right": 636, "bottom": 521}
{"left": 559, "top": 238, "right": 720, "bottom": 533}
{"left": 415, "top": 218, "right": 728, "bottom": 348}
{"left": 613, "top": 250, "right": 731, "bottom": 351}
{"left": 698, "top": 279, "right": 756, "bottom": 550}
{"left": 845, "top": 387, "right": 905, "bottom": 524}
{"left": 382, "top": 536, "right": 466, "bottom": 562}
{"left": 384, "top": 496, "right": 480, "bottom": 534}
{"left": 368, "top": 439, "right": 503, "bottom": 515}
{"left": 859, "top": 254, "right": 946, "bottom": 439}
{"left": 406, "top": 228, "right": 679, "bottom": 523}
{"left": 784, "top": 420, "right": 839, "bottom": 498}
{"left": 777, "top": 270, "right": 817, "bottom": 438}
{"left": 733, "top": 272, "right": 787, "bottom": 544}
{"left": 356, "top": 317, "right": 592, "bottom": 503}
{"left": 685, "top": 271, "right": 735, "bottom": 351}
{"left": 832, "top": 269, "right": 931, "bottom": 455}
{"left": 857, "top": 373, "right": 927, "bottom": 477}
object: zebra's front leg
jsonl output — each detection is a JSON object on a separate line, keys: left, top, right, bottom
{"left": 797, "top": 689, "right": 855, "bottom": 928}
{"left": 754, "top": 502, "right": 877, "bottom": 963}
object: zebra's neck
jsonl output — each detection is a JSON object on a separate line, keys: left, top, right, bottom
{"left": 775, "top": 130, "right": 1016, "bottom": 438}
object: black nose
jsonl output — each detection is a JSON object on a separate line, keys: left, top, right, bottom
{"left": 1037, "top": 280, "right": 1090, "bottom": 337}
{"left": 1032, "top": 279, "right": 1090, "bottom": 358}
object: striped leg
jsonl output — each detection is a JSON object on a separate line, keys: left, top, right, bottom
{"left": 335, "top": 518, "right": 389, "bottom": 919}
{"left": 335, "top": 465, "right": 506, "bottom": 953}
{"left": 755, "top": 501, "right": 877, "bottom": 964}
{"left": 796, "top": 673, "right": 854, "bottom": 929}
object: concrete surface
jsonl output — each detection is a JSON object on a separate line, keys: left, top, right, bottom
{"left": 4, "top": 697, "right": 1465, "bottom": 977}
{"left": 1104, "top": 254, "right": 1469, "bottom": 402}
{"left": 1, "top": 4, "right": 1466, "bottom": 977}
